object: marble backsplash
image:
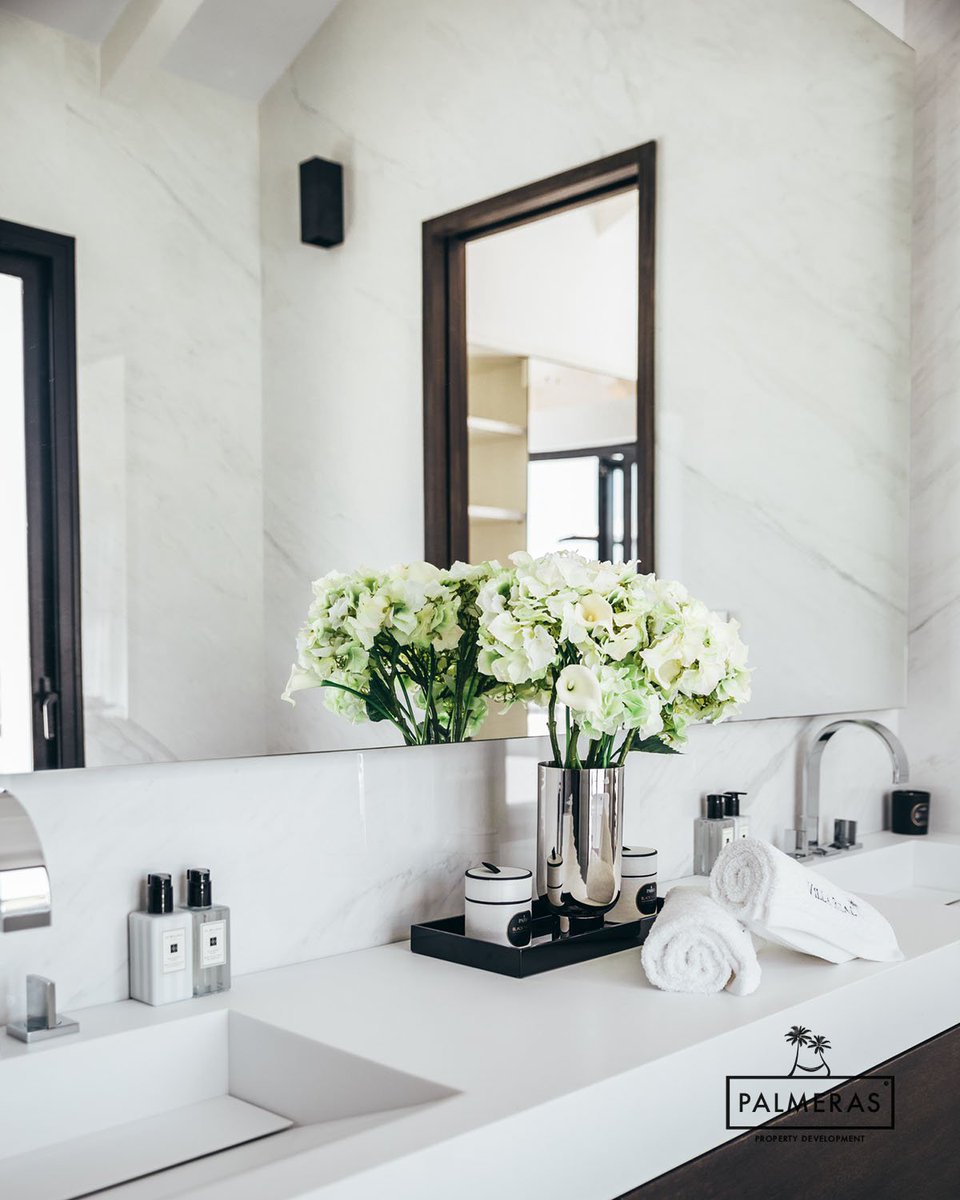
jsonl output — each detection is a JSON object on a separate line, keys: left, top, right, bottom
{"left": 0, "top": 708, "right": 903, "bottom": 1025}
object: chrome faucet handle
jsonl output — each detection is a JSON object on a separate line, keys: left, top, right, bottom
{"left": 831, "top": 819, "right": 860, "bottom": 850}
{"left": 783, "top": 827, "right": 808, "bottom": 857}
{"left": 6, "top": 975, "right": 79, "bottom": 1043}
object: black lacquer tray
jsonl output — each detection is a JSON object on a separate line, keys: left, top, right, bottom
{"left": 410, "top": 896, "right": 661, "bottom": 978}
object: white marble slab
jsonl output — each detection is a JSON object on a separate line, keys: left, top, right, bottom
{"left": 902, "top": 0, "right": 960, "bottom": 832}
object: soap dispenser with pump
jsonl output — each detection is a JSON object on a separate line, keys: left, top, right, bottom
{"left": 694, "top": 795, "right": 736, "bottom": 875}
{"left": 723, "top": 791, "right": 750, "bottom": 839}
{"left": 183, "top": 867, "right": 231, "bottom": 996}
{"left": 129, "top": 873, "right": 194, "bottom": 1005}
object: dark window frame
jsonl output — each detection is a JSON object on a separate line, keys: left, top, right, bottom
{"left": 1, "top": 218, "right": 84, "bottom": 769}
{"left": 422, "top": 142, "right": 656, "bottom": 569}
{"left": 528, "top": 443, "right": 638, "bottom": 563}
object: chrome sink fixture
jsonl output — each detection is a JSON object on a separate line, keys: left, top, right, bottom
{"left": 0, "top": 789, "right": 51, "bottom": 932}
{"left": 786, "top": 719, "right": 909, "bottom": 860}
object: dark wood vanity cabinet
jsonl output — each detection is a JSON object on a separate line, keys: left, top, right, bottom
{"left": 620, "top": 1023, "right": 960, "bottom": 1200}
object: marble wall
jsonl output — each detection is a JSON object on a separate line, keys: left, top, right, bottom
{"left": 902, "top": 0, "right": 960, "bottom": 830}
{"left": 261, "top": 0, "right": 912, "bottom": 758}
{"left": 0, "top": 13, "right": 265, "bottom": 766}
{"left": 0, "top": 707, "right": 901, "bottom": 1025}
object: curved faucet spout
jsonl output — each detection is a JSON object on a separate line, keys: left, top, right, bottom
{"left": 0, "top": 789, "right": 52, "bottom": 931}
{"left": 796, "top": 719, "right": 909, "bottom": 858}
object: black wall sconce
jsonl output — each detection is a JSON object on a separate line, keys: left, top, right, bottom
{"left": 299, "top": 157, "right": 344, "bottom": 248}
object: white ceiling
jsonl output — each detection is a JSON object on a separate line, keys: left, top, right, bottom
{"left": 0, "top": 0, "right": 343, "bottom": 100}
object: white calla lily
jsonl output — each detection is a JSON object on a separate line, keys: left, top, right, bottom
{"left": 556, "top": 664, "right": 602, "bottom": 713}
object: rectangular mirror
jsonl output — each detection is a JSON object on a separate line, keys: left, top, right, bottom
{"left": 0, "top": 0, "right": 910, "bottom": 771}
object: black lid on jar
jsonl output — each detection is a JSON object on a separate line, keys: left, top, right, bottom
{"left": 724, "top": 791, "right": 747, "bottom": 816}
{"left": 706, "top": 794, "right": 725, "bottom": 819}
{"left": 187, "top": 867, "right": 212, "bottom": 908}
{"left": 146, "top": 873, "right": 173, "bottom": 914}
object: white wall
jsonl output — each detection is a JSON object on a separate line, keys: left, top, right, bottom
{"left": 260, "top": 0, "right": 912, "bottom": 755}
{"left": 850, "top": 0, "right": 907, "bottom": 40}
{"left": 0, "top": 12, "right": 265, "bottom": 765}
{"left": 902, "top": 0, "right": 960, "bottom": 828}
{"left": 466, "top": 193, "right": 638, "bottom": 381}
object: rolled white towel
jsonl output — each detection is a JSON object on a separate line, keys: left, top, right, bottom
{"left": 710, "top": 837, "right": 902, "bottom": 964}
{"left": 641, "top": 886, "right": 761, "bottom": 996}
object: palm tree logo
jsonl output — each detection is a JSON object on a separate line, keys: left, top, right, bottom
{"left": 784, "top": 1026, "right": 832, "bottom": 1076}
{"left": 784, "top": 1025, "right": 811, "bottom": 1076}
{"left": 808, "top": 1034, "right": 832, "bottom": 1074}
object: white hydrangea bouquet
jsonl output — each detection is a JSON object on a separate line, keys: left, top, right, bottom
{"left": 283, "top": 561, "right": 500, "bottom": 744}
{"left": 476, "top": 550, "right": 751, "bottom": 768}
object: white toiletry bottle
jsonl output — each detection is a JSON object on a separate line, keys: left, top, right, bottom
{"left": 607, "top": 847, "right": 657, "bottom": 922}
{"left": 129, "top": 873, "right": 194, "bottom": 1005}
{"left": 464, "top": 863, "right": 533, "bottom": 947}
{"left": 724, "top": 791, "right": 749, "bottom": 838}
{"left": 183, "top": 867, "right": 231, "bottom": 996}
{"left": 694, "top": 795, "right": 736, "bottom": 875}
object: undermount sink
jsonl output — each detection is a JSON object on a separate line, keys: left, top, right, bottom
{"left": 809, "top": 836, "right": 960, "bottom": 905}
{"left": 0, "top": 1009, "right": 455, "bottom": 1200}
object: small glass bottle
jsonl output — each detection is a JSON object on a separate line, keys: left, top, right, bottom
{"left": 694, "top": 795, "right": 736, "bottom": 875}
{"left": 129, "top": 873, "right": 194, "bottom": 1005}
{"left": 183, "top": 867, "right": 231, "bottom": 995}
{"left": 724, "top": 791, "right": 750, "bottom": 839}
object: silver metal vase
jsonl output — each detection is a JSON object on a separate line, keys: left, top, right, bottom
{"left": 536, "top": 764, "right": 624, "bottom": 918}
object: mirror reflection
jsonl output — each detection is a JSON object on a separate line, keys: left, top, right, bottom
{"left": 467, "top": 189, "right": 640, "bottom": 566}
{"left": 0, "top": 0, "right": 911, "bottom": 773}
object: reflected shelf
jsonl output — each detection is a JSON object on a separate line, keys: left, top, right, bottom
{"left": 467, "top": 505, "right": 526, "bottom": 523}
{"left": 466, "top": 415, "right": 526, "bottom": 440}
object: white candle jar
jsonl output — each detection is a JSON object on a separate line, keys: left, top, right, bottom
{"left": 464, "top": 863, "right": 533, "bottom": 947}
{"left": 605, "top": 847, "right": 657, "bottom": 923}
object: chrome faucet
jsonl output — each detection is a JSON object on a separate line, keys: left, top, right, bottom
{"left": 788, "top": 719, "right": 909, "bottom": 859}
{"left": 0, "top": 789, "right": 52, "bottom": 931}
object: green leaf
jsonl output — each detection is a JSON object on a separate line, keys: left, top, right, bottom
{"left": 630, "top": 735, "right": 681, "bottom": 756}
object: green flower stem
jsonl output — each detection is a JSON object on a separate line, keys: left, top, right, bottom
{"left": 320, "top": 680, "right": 417, "bottom": 745}
{"left": 547, "top": 687, "right": 562, "bottom": 766}
{"left": 616, "top": 729, "right": 638, "bottom": 765}
{"left": 394, "top": 671, "right": 424, "bottom": 743}
{"left": 568, "top": 720, "right": 583, "bottom": 769}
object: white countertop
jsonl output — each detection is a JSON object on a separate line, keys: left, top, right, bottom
{"left": 5, "top": 836, "right": 960, "bottom": 1200}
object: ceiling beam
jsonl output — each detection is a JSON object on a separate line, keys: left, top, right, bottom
{"left": 100, "top": 0, "right": 205, "bottom": 96}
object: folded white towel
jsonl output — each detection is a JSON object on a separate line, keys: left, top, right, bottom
{"left": 641, "top": 886, "right": 761, "bottom": 996}
{"left": 710, "top": 837, "right": 902, "bottom": 964}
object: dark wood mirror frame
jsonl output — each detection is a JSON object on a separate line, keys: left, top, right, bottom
{"left": 422, "top": 141, "right": 657, "bottom": 569}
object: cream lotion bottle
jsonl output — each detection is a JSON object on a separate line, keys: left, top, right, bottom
{"left": 129, "top": 873, "right": 194, "bottom": 1005}
{"left": 183, "top": 867, "right": 231, "bottom": 996}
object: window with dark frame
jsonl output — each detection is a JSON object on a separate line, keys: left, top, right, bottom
{"left": 0, "top": 218, "right": 84, "bottom": 770}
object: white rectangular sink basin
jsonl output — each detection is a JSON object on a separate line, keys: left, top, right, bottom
{"left": 809, "top": 836, "right": 960, "bottom": 904}
{"left": 0, "top": 1009, "right": 455, "bottom": 1200}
